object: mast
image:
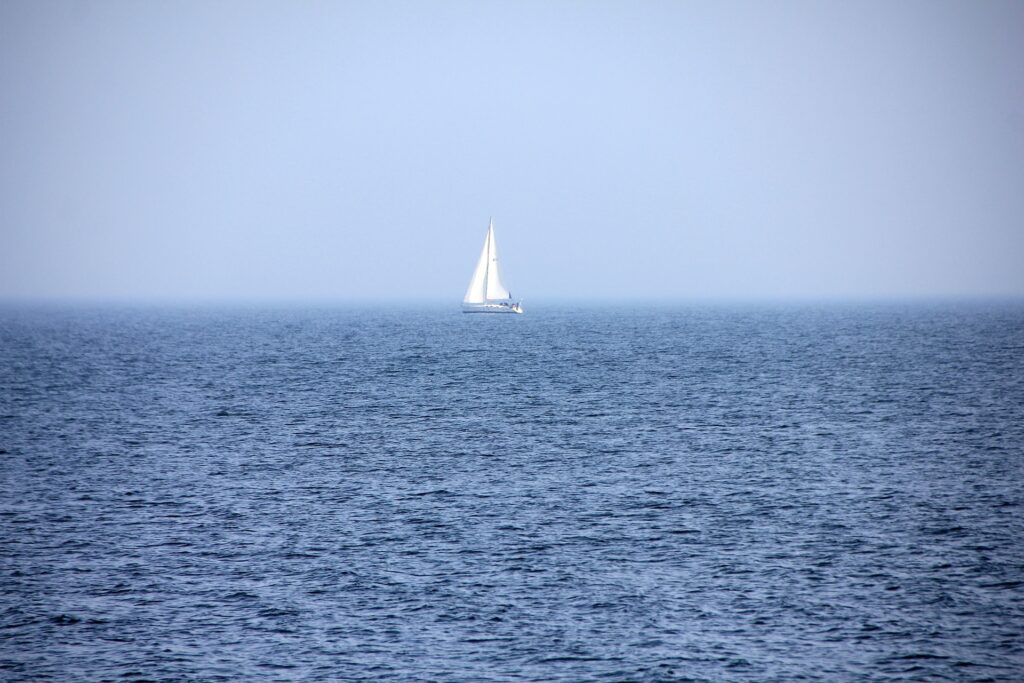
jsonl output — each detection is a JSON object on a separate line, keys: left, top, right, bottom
{"left": 483, "top": 218, "right": 492, "bottom": 301}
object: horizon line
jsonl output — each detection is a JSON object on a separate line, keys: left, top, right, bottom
{"left": 2, "top": 294, "right": 1023, "bottom": 307}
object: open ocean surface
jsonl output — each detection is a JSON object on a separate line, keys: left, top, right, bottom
{"left": 1, "top": 303, "right": 1023, "bottom": 682}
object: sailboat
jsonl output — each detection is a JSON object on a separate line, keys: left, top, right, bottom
{"left": 463, "top": 218, "right": 523, "bottom": 314}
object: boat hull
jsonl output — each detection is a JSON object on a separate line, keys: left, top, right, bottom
{"left": 462, "top": 302, "right": 523, "bottom": 314}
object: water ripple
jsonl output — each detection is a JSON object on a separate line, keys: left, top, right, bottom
{"left": 1, "top": 303, "right": 1023, "bottom": 681}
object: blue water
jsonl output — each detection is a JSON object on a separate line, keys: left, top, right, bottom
{"left": 2, "top": 303, "right": 1023, "bottom": 681}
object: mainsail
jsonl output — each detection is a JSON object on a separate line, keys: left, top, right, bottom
{"left": 464, "top": 218, "right": 511, "bottom": 304}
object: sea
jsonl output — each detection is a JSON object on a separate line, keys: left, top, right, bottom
{"left": 1, "top": 302, "right": 1023, "bottom": 682}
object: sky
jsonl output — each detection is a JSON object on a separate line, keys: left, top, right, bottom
{"left": 1, "top": 0, "right": 1022, "bottom": 302}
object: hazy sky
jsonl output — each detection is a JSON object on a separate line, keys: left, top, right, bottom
{"left": 2, "top": 0, "right": 1022, "bottom": 301}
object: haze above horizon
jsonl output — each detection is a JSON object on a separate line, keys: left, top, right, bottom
{"left": 2, "top": 1, "right": 1022, "bottom": 302}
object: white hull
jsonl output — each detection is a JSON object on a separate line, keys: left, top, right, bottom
{"left": 462, "top": 302, "right": 523, "bottom": 314}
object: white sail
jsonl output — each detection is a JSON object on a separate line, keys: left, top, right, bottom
{"left": 464, "top": 219, "right": 512, "bottom": 303}
{"left": 484, "top": 222, "right": 511, "bottom": 300}
{"left": 463, "top": 228, "right": 490, "bottom": 304}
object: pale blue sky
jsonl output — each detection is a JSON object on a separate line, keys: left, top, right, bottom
{"left": 2, "top": 0, "right": 1022, "bottom": 301}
